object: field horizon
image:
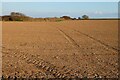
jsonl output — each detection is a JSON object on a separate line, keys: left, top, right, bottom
{"left": 1, "top": 12, "right": 119, "bottom": 22}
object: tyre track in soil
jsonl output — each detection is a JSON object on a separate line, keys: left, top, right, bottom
{"left": 2, "top": 48, "right": 47, "bottom": 78}
{"left": 74, "top": 30, "right": 119, "bottom": 53}
{"left": 73, "top": 29, "right": 118, "bottom": 68}
{"left": 3, "top": 47, "right": 80, "bottom": 78}
{"left": 57, "top": 28, "right": 90, "bottom": 77}
{"left": 57, "top": 27, "right": 101, "bottom": 76}
{"left": 2, "top": 28, "right": 89, "bottom": 78}
{"left": 55, "top": 25, "right": 118, "bottom": 78}
{"left": 57, "top": 28, "right": 79, "bottom": 48}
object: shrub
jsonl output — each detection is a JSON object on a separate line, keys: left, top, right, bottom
{"left": 56, "top": 20, "right": 63, "bottom": 22}
{"left": 82, "top": 15, "right": 89, "bottom": 19}
{"left": 15, "top": 18, "right": 23, "bottom": 21}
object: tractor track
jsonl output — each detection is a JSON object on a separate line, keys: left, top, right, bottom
{"left": 74, "top": 30, "right": 118, "bottom": 53}
{"left": 57, "top": 28, "right": 79, "bottom": 48}
{"left": 3, "top": 48, "right": 83, "bottom": 78}
{"left": 55, "top": 26, "right": 118, "bottom": 78}
{"left": 55, "top": 22, "right": 118, "bottom": 53}
{"left": 14, "top": 51, "right": 72, "bottom": 78}
{"left": 3, "top": 46, "right": 117, "bottom": 78}
{"left": 56, "top": 24, "right": 118, "bottom": 68}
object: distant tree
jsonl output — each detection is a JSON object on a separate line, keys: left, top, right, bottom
{"left": 11, "top": 12, "right": 26, "bottom": 17}
{"left": 60, "top": 16, "right": 71, "bottom": 20}
{"left": 78, "top": 17, "right": 81, "bottom": 20}
{"left": 0, "top": 16, "right": 2, "bottom": 21}
{"left": 72, "top": 18, "right": 76, "bottom": 20}
{"left": 2, "top": 16, "right": 12, "bottom": 21}
{"left": 82, "top": 15, "right": 89, "bottom": 19}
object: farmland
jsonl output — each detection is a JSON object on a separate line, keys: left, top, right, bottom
{"left": 2, "top": 20, "right": 118, "bottom": 78}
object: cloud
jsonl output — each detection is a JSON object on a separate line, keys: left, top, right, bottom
{"left": 95, "top": 11, "right": 103, "bottom": 15}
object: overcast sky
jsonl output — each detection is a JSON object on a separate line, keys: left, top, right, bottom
{"left": 2, "top": 2, "right": 118, "bottom": 18}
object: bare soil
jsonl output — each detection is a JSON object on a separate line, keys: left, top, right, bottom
{"left": 2, "top": 20, "right": 118, "bottom": 78}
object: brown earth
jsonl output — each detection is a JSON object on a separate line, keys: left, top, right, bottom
{"left": 2, "top": 20, "right": 118, "bottom": 78}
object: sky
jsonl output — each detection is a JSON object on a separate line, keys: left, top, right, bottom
{"left": 1, "top": 2, "right": 118, "bottom": 18}
{"left": 1, "top": 0, "right": 119, "bottom": 2}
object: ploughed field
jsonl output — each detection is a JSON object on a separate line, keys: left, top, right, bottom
{"left": 2, "top": 20, "right": 118, "bottom": 78}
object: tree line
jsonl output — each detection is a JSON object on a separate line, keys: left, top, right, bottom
{"left": 1, "top": 12, "right": 89, "bottom": 21}
{"left": 60, "top": 15, "right": 89, "bottom": 20}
